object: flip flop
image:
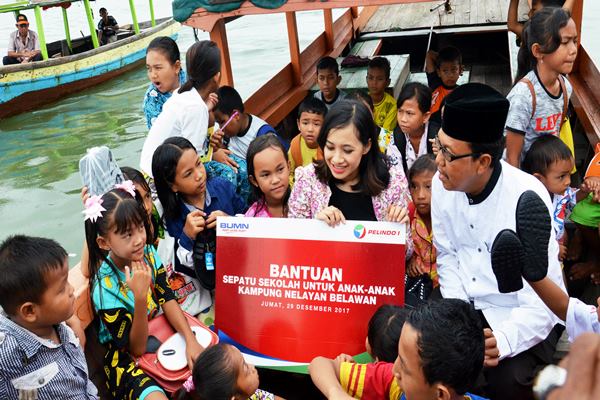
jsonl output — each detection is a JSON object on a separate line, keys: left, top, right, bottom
{"left": 515, "top": 190, "right": 551, "bottom": 282}
{"left": 491, "top": 229, "right": 525, "bottom": 293}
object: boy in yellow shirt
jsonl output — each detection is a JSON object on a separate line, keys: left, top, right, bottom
{"left": 367, "top": 57, "right": 397, "bottom": 132}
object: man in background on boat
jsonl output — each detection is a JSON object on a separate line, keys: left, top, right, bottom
{"left": 3, "top": 14, "right": 41, "bottom": 65}
{"left": 97, "top": 7, "right": 119, "bottom": 46}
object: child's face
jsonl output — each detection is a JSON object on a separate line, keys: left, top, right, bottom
{"left": 101, "top": 221, "right": 147, "bottom": 262}
{"left": 366, "top": 67, "right": 390, "bottom": 97}
{"left": 35, "top": 259, "right": 75, "bottom": 326}
{"left": 297, "top": 111, "right": 324, "bottom": 148}
{"left": 214, "top": 110, "right": 242, "bottom": 138}
{"left": 409, "top": 170, "right": 434, "bottom": 216}
{"left": 171, "top": 149, "right": 208, "bottom": 198}
{"left": 317, "top": 68, "right": 341, "bottom": 100}
{"left": 397, "top": 98, "right": 430, "bottom": 136}
{"left": 324, "top": 124, "right": 370, "bottom": 184}
{"left": 146, "top": 49, "right": 181, "bottom": 94}
{"left": 393, "top": 323, "right": 440, "bottom": 400}
{"left": 134, "top": 182, "right": 153, "bottom": 217}
{"left": 436, "top": 61, "right": 461, "bottom": 87}
{"left": 230, "top": 346, "right": 260, "bottom": 397}
{"left": 539, "top": 18, "right": 578, "bottom": 75}
{"left": 537, "top": 158, "right": 573, "bottom": 195}
{"left": 250, "top": 146, "right": 290, "bottom": 205}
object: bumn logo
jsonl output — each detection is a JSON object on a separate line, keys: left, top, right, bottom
{"left": 219, "top": 222, "right": 250, "bottom": 230}
{"left": 353, "top": 224, "right": 366, "bottom": 239}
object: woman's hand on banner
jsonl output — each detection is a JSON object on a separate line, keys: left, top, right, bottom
{"left": 317, "top": 206, "right": 346, "bottom": 227}
{"left": 386, "top": 205, "right": 409, "bottom": 224}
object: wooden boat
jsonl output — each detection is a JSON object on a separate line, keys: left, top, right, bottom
{"left": 0, "top": 0, "right": 180, "bottom": 119}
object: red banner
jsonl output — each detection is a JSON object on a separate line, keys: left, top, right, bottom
{"left": 216, "top": 217, "right": 405, "bottom": 368}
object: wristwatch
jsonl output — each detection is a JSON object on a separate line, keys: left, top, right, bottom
{"left": 533, "top": 364, "right": 567, "bottom": 400}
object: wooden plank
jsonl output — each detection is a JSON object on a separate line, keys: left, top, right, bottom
{"left": 286, "top": 12, "right": 302, "bottom": 86}
{"left": 324, "top": 8, "right": 334, "bottom": 51}
{"left": 570, "top": 47, "right": 600, "bottom": 146}
{"left": 349, "top": 39, "right": 382, "bottom": 57}
{"left": 209, "top": 19, "right": 233, "bottom": 87}
{"left": 407, "top": 70, "right": 471, "bottom": 86}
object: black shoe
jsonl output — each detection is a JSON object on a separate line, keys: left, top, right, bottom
{"left": 491, "top": 229, "right": 525, "bottom": 293}
{"left": 515, "top": 190, "right": 551, "bottom": 282}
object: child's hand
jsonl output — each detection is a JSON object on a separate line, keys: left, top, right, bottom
{"left": 334, "top": 353, "right": 355, "bottom": 364}
{"left": 125, "top": 260, "right": 151, "bottom": 300}
{"left": 317, "top": 206, "right": 346, "bottom": 227}
{"left": 386, "top": 205, "right": 409, "bottom": 224}
{"left": 213, "top": 149, "right": 239, "bottom": 173}
{"left": 210, "top": 129, "right": 224, "bottom": 149}
{"left": 483, "top": 328, "right": 499, "bottom": 367}
{"left": 206, "top": 92, "right": 219, "bottom": 112}
{"left": 81, "top": 186, "right": 90, "bottom": 205}
{"left": 183, "top": 210, "right": 206, "bottom": 240}
{"left": 185, "top": 338, "right": 204, "bottom": 370}
{"left": 66, "top": 315, "right": 86, "bottom": 349}
{"left": 407, "top": 256, "right": 426, "bottom": 278}
{"left": 429, "top": 138, "right": 439, "bottom": 156}
{"left": 425, "top": 50, "right": 438, "bottom": 73}
{"left": 559, "top": 243, "right": 568, "bottom": 262}
{"left": 206, "top": 210, "right": 228, "bottom": 229}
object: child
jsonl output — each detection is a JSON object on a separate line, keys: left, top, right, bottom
{"left": 122, "top": 166, "right": 160, "bottom": 242}
{"left": 505, "top": 7, "right": 577, "bottom": 167}
{"left": 143, "top": 36, "right": 187, "bottom": 129}
{"left": 310, "top": 299, "right": 487, "bottom": 400}
{"left": 152, "top": 137, "right": 246, "bottom": 291}
{"left": 425, "top": 46, "right": 463, "bottom": 124}
{"left": 288, "top": 100, "right": 410, "bottom": 227}
{"left": 175, "top": 343, "right": 284, "bottom": 400}
{"left": 140, "top": 40, "right": 221, "bottom": 177}
{"left": 507, "top": 0, "right": 574, "bottom": 40}
{"left": 246, "top": 134, "right": 291, "bottom": 218}
{"left": 406, "top": 155, "right": 438, "bottom": 287}
{"left": 393, "top": 82, "right": 439, "bottom": 173}
{"left": 0, "top": 235, "right": 98, "bottom": 399}
{"left": 288, "top": 96, "right": 327, "bottom": 180}
{"left": 314, "top": 56, "right": 347, "bottom": 109}
{"left": 367, "top": 57, "right": 397, "bottom": 132}
{"left": 85, "top": 186, "right": 204, "bottom": 400}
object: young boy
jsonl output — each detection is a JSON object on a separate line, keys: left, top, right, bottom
{"left": 288, "top": 97, "right": 327, "bottom": 181}
{"left": 309, "top": 299, "right": 487, "bottom": 400}
{"left": 367, "top": 56, "right": 397, "bottom": 132}
{"left": 0, "top": 235, "right": 98, "bottom": 399}
{"left": 425, "top": 46, "right": 463, "bottom": 123}
{"left": 314, "top": 56, "right": 347, "bottom": 109}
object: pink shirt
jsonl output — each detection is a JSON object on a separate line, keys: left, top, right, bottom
{"left": 245, "top": 201, "right": 272, "bottom": 218}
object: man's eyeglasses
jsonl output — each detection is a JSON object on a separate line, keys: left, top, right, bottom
{"left": 17, "top": 23, "right": 29, "bottom": 28}
{"left": 435, "top": 135, "right": 481, "bottom": 163}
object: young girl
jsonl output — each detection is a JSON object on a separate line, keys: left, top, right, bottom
{"left": 505, "top": 7, "right": 577, "bottom": 168}
{"left": 152, "top": 137, "right": 246, "bottom": 291}
{"left": 288, "top": 100, "right": 411, "bottom": 230}
{"left": 140, "top": 40, "right": 221, "bottom": 177}
{"left": 143, "top": 36, "right": 187, "bottom": 129}
{"left": 406, "top": 155, "right": 438, "bottom": 288}
{"left": 393, "top": 83, "right": 440, "bottom": 173}
{"left": 175, "top": 343, "right": 284, "bottom": 400}
{"left": 85, "top": 186, "right": 203, "bottom": 400}
{"left": 122, "top": 166, "right": 160, "bottom": 243}
{"left": 245, "top": 134, "right": 291, "bottom": 218}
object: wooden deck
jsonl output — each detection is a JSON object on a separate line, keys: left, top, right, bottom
{"left": 362, "top": 0, "right": 529, "bottom": 32}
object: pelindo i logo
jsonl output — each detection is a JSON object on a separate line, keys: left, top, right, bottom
{"left": 353, "top": 224, "right": 366, "bottom": 239}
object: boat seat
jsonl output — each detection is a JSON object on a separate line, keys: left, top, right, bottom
{"left": 406, "top": 70, "right": 471, "bottom": 86}
{"left": 349, "top": 39, "right": 382, "bottom": 57}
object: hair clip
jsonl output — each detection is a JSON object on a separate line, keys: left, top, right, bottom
{"left": 115, "top": 180, "right": 136, "bottom": 198}
{"left": 83, "top": 195, "right": 106, "bottom": 222}
{"left": 182, "top": 376, "right": 195, "bottom": 393}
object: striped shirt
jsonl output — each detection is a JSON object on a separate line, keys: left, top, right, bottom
{"left": 0, "top": 313, "right": 98, "bottom": 399}
{"left": 7, "top": 29, "right": 40, "bottom": 53}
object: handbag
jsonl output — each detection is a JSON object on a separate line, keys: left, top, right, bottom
{"left": 192, "top": 228, "right": 217, "bottom": 290}
{"left": 404, "top": 273, "right": 433, "bottom": 309}
{"left": 137, "top": 312, "right": 218, "bottom": 393}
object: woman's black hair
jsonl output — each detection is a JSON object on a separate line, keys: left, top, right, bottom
{"left": 147, "top": 36, "right": 181, "bottom": 65}
{"left": 522, "top": 135, "right": 572, "bottom": 175}
{"left": 397, "top": 82, "right": 432, "bottom": 114}
{"left": 315, "top": 100, "right": 391, "bottom": 196}
{"left": 408, "top": 154, "right": 437, "bottom": 185}
{"left": 516, "top": 7, "right": 571, "bottom": 82}
{"left": 179, "top": 40, "right": 221, "bottom": 94}
{"left": 367, "top": 304, "right": 408, "bottom": 363}
{"left": 152, "top": 137, "right": 197, "bottom": 224}
{"left": 85, "top": 188, "right": 151, "bottom": 291}
{"left": 246, "top": 134, "right": 291, "bottom": 216}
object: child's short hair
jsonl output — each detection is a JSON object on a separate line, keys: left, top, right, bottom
{"left": 408, "top": 154, "right": 437, "bottom": 184}
{"left": 0, "top": 235, "right": 67, "bottom": 315}
{"left": 316, "top": 56, "right": 339, "bottom": 75}
{"left": 522, "top": 135, "right": 573, "bottom": 176}
{"left": 397, "top": 82, "right": 432, "bottom": 114}
{"left": 215, "top": 85, "right": 244, "bottom": 115}
{"left": 436, "top": 46, "right": 462, "bottom": 67}
{"left": 368, "top": 57, "right": 391, "bottom": 79}
{"left": 368, "top": 304, "right": 408, "bottom": 363}
{"left": 298, "top": 97, "right": 327, "bottom": 119}
{"left": 407, "top": 299, "right": 483, "bottom": 395}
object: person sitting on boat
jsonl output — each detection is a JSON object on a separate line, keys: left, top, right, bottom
{"left": 314, "top": 56, "right": 347, "bottom": 110}
{"left": 3, "top": 14, "right": 42, "bottom": 65}
{"left": 425, "top": 46, "right": 463, "bottom": 125}
{"left": 0, "top": 235, "right": 98, "bottom": 399}
{"left": 143, "top": 37, "right": 187, "bottom": 129}
{"left": 367, "top": 57, "right": 397, "bottom": 132}
{"left": 507, "top": 0, "right": 575, "bottom": 42}
{"left": 97, "top": 7, "right": 119, "bottom": 46}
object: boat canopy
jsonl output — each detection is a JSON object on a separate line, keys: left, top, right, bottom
{"left": 0, "top": 1, "right": 78, "bottom": 13}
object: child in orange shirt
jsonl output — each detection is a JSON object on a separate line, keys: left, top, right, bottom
{"left": 425, "top": 46, "right": 463, "bottom": 124}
